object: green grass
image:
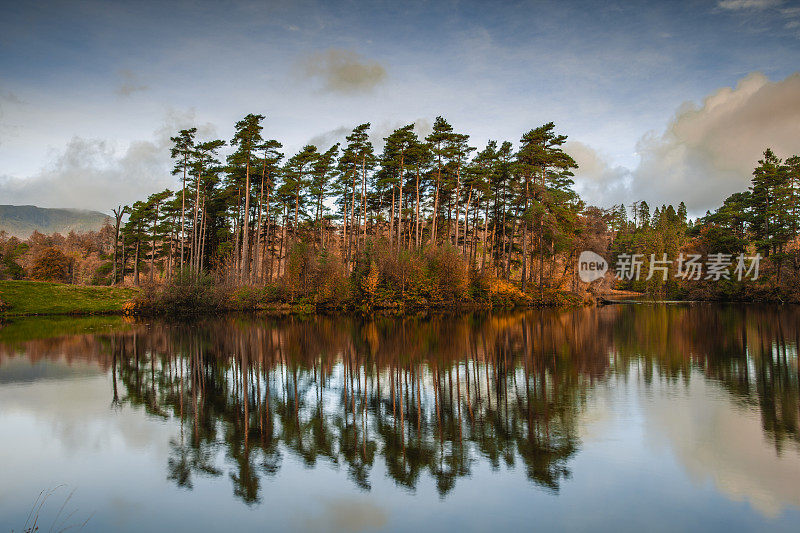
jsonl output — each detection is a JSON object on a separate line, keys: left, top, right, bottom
{"left": 0, "top": 280, "right": 138, "bottom": 316}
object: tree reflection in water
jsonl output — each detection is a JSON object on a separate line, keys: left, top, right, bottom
{"left": 104, "top": 312, "right": 596, "bottom": 503}
{"left": 0, "top": 305, "right": 797, "bottom": 505}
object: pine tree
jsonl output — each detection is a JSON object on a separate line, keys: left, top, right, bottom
{"left": 515, "top": 122, "right": 577, "bottom": 290}
{"left": 425, "top": 117, "right": 455, "bottom": 245}
{"left": 381, "top": 125, "right": 417, "bottom": 251}
{"left": 229, "top": 114, "right": 265, "bottom": 282}
{"left": 282, "top": 145, "right": 319, "bottom": 241}
{"left": 190, "top": 139, "right": 225, "bottom": 273}
{"left": 170, "top": 128, "right": 197, "bottom": 270}
{"left": 310, "top": 143, "right": 339, "bottom": 247}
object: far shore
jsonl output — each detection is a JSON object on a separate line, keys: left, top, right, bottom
{"left": 2, "top": 280, "right": 792, "bottom": 320}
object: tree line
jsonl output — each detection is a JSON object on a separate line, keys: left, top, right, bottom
{"left": 4, "top": 113, "right": 799, "bottom": 306}
{"left": 609, "top": 148, "right": 800, "bottom": 299}
{"left": 115, "top": 115, "right": 584, "bottom": 297}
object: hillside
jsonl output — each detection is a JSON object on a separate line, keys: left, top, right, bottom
{"left": 0, "top": 205, "right": 111, "bottom": 238}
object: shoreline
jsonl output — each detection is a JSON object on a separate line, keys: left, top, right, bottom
{"left": 3, "top": 280, "right": 796, "bottom": 320}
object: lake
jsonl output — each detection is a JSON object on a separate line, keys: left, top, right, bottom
{"left": 0, "top": 305, "right": 798, "bottom": 532}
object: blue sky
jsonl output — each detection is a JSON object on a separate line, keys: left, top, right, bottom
{"left": 1, "top": 0, "right": 799, "bottom": 214}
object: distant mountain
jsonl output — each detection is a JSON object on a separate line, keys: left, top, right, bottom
{"left": 0, "top": 205, "right": 112, "bottom": 239}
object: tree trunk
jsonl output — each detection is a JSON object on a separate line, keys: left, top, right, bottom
{"left": 481, "top": 198, "right": 489, "bottom": 272}
{"left": 521, "top": 179, "right": 529, "bottom": 291}
{"left": 397, "top": 152, "right": 404, "bottom": 253}
{"left": 255, "top": 174, "right": 264, "bottom": 280}
{"left": 361, "top": 157, "right": 367, "bottom": 244}
{"left": 200, "top": 205, "right": 207, "bottom": 272}
{"left": 294, "top": 191, "right": 300, "bottom": 244}
{"left": 263, "top": 185, "right": 272, "bottom": 282}
{"left": 120, "top": 234, "right": 126, "bottom": 284}
{"left": 415, "top": 166, "right": 421, "bottom": 248}
{"left": 389, "top": 186, "right": 395, "bottom": 248}
{"left": 342, "top": 177, "right": 349, "bottom": 268}
{"left": 191, "top": 164, "right": 203, "bottom": 272}
{"left": 279, "top": 205, "right": 288, "bottom": 277}
{"left": 454, "top": 164, "right": 461, "bottom": 248}
{"left": 134, "top": 236, "right": 140, "bottom": 286}
{"left": 431, "top": 157, "right": 442, "bottom": 245}
{"left": 112, "top": 206, "right": 124, "bottom": 285}
{"left": 349, "top": 170, "right": 358, "bottom": 267}
{"left": 233, "top": 188, "right": 242, "bottom": 282}
{"left": 150, "top": 201, "right": 159, "bottom": 282}
{"left": 463, "top": 185, "right": 473, "bottom": 256}
{"left": 180, "top": 153, "right": 187, "bottom": 270}
{"left": 241, "top": 150, "right": 252, "bottom": 283}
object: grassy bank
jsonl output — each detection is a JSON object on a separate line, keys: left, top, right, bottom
{"left": 0, "top": 280, "right": 137, "bottom": 316}
{"left": 0, "top": 275, "right": 586, "bottom": 319}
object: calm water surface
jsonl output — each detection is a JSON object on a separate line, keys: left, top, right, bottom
{"left": 0, "top": 305, "right": 799, "bottom": 532}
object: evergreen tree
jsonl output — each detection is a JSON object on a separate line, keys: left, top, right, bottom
{"left": 425, "top": 117, "right": 455, "bottom": 244}
{"left": 310, "top": 143, "right": 339, "bottom": 247}
{"left": 515, "top": 122, "right": 577, "bottom": 290}
{"left": 170, "top": 128, "right": 197, "bottom": 269}
{"left": 282, "top": 145, "right": 319, "bottom": 239}
{"left": 229, "top": 114, "right": 265, "bottom": 282}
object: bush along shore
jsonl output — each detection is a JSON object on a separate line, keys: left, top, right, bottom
{"left": 126, "top": 244, "right": 587, "bottom": 318}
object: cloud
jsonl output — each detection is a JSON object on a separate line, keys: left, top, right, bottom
{"left": 0, "top": 88, "right": 25, "bottom": 146}
{"left": 307, "top": 125, "right": 351, "bottom": 150}
{"left": 367, "top": 118, "right": 432, "bottom": 152}
{"left": 299, "top": 48, "right": 386, "bottom": 94}
{"left": 717, "top": 0, "right": 800, "bottom": 36}
{"left": 571, "top": 72, "right": 800, "bottom": 214}
{"left": 566, "top": 141, "right": 631, "bottom": 208}
{"left": 645, "top": 377, "right": 800, "bottom": 518}
{"left": 0, "top": 109, "right": 214, "bottom": 211}
{"left": 0, "top": 90, "right": 23, "bottom": 105}
{"left": 115, "top": 69, "right": 149, "bottom": 97}
{"left": 306, "top": 118, "right": 431, "bottom": 154}
{"left": 718, "top": 0, "right": 784, "bottom": 10}
{"left": 630, "top": 72, "right": 800, "bottom": 212}
{"left": 0, "top": 137, "right": 169, "bottom": 213}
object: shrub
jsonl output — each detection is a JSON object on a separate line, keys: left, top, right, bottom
{"left": 283, "top": 243, "right": 315, "bottom": 300}
{"left": 31, "top": 247, "right": 71, "bottom": 282}
{"left": 313, "top": 251, "right": 350, "bottom": 305}
{"left": 0, "top": 255, "right": 25, "bottom": 280}
{"left": 134, "top": 270, "right": 223, "bottom": 315}
{"left": 425, "top": 245, "right": 469, "bottom": 302}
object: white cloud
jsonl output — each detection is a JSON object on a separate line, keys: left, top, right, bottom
{"left": 0, "top": 137, "right": 168, "bottom": 213}
{"left": 646, "top": 376, "right": 800, "bottom": 518}
{"left": 631, "top": 72, "right": 800, "bottom": 211}
{"left": 571, "top": 72, "right": 800, "bottom": 214}
{"left": 306, "top": 118, "right": 432, "bottom": 154}
{"left": 566, "top": 141, "right": 631, "bottom": 208}
{"left": 718, "top": 0, "right": 784, "bottom": 10}
{"left": 0, "top": 110, "right": 215, "bottom": 211}
{"left": 717, "top": 0, "right": 800, "bottom": 36}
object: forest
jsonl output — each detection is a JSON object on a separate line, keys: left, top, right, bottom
{"left": 1, "top": 114, "right": 799, "bottom": 311}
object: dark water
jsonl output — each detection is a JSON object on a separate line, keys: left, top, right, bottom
{"left": 0, "top": 305, "right": 799, "bottom": 532}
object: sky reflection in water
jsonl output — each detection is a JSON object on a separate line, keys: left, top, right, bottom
{"left": 0, "top": 305, "right": 798, "bottom": 532}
